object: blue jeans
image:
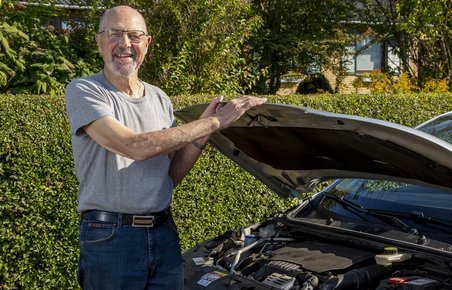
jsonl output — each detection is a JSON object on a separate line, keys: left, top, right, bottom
{"left": 78, "top": 214, "right": 183, "bottom": 290}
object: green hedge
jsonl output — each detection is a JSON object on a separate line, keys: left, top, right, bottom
{"left": 1, "top": 92, "right": 451, "bottom": 289}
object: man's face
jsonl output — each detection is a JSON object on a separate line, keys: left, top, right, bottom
{"left": 96, "top": 7, "right": 151, "bottom": 78}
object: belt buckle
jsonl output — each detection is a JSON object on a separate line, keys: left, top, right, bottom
{"left": 132, "top": 215, "right": 155, "bottom": 227}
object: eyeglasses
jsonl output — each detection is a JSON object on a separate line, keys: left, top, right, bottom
{"left": 97, "top": 28, "right": 147, "bottom": 43}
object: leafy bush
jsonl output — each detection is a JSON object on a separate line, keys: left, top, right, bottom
{"left": 0, "top": 1, "right": 98, "bottom": 95}
{"left": 0, "top": 95, "right": 79, "bottom": 288}
{"left": 296, "top": 74, "right": 334, "bottom": 94}
{"left": 1, "top": 92, "right": 451, "bottom": 289}
{"left": 356, "top": 71, "right": 450, "bottom": 94}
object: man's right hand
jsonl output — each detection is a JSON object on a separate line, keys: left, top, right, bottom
{"left": 201, "top": 95, "right": 267, "bottom": 131}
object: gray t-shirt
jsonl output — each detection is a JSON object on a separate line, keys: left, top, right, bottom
{"left": 65, "top": 72, "right": 175, "bottom": 214}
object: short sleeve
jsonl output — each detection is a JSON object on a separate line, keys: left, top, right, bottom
{"left": 65, "top": 78, "right": 114, "bottom": 136}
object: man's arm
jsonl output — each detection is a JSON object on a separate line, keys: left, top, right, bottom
{"left": 167, "top": 135, "right": 209, "bottom": 186}
{"left": 167, "top": 97, "right": 221, "bottom": 186}
{"left": 83, "top": 114, "right": 218, "bottom": 161}
{"left": 83, "top": 96, "right": 266, "bottom": 163}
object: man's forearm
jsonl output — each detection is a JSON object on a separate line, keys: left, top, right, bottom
{"left": 168, "top": 136, "right": 209, "bottom": 186}
{"left": 88, "top": 116, "right": 220, "bottom": 161}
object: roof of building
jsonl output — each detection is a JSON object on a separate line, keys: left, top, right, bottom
{"left": 55, "top": 0, "right": 89, "bottom": 7}
{"left": 19, "top": 0, "right": 90, "bottom": 9}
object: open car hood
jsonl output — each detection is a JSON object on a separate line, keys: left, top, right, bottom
{"left": 175, "top": 103, "right": 452, "bottom": 198}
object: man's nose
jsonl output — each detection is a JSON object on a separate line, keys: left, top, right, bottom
{"left": 117, "top": 32, "right": 132, "bottom": 45}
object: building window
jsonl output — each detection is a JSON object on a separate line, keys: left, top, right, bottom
{"left": 386, "top": 43, "right": 400, "bottom": 74}
{"left": 345, "top": 36, "right": 383, "bottom": 75}
{"left": 344, "top": 36, "right": 401, "bottom": 76}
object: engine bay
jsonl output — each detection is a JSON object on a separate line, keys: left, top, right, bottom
{"left": 183, "top": 219, "right": 452, "bottom": 290}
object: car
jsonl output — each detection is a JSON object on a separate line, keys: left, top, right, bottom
{"left": 175, "top": 104, "right": 452, "bottom": 290}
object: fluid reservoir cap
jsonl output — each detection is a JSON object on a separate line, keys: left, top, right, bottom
{"left": 384, "top": 247, "right": 398, "bottom": 255}
{"left": 375, "top": 247, "right": 410, "bottom": 266}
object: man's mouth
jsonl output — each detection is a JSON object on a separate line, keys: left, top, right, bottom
{"left": 114, "top": 53, "right": 134, "bottom": 59}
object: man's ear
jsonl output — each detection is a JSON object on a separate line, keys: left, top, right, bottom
{"left": 143, "top": 36, "right": 152, "bottom": 55}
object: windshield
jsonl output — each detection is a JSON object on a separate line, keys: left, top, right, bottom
{"left": 324, "top": 179, "right": 452, "bottom": 226}
{"left": 294, "top": 113, "right": 452, "bottom": 243}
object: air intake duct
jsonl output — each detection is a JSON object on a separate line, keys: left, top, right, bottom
{"left": 319, "top": 264, "right": 390, "bottom": 290}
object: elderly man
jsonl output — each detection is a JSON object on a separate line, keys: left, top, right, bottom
{"left": 65, "top": 5, "right": 265, "bottom": 290}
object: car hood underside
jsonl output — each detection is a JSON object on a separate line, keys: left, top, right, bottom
{"left": 175, "top": 103, "right": 452, "bottom": 198}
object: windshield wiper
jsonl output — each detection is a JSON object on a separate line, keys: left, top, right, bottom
{"left": 324, "top": 193, "right": 420, "bottom": 235}
{"left": 410, "top": 211, "right": 452, "bottom": 227}
{"left": 366, "top": 209, "right": 452, "bottom": 235}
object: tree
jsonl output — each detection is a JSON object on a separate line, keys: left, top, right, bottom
{"left": 0, "top": 0, "right": 98, "bottom": 95}
{"left": 130, "top": 0, "right": 264, "bottom": 96}
{"left": 356, "top": 0, "right": 451, "bottom": 90}
{"left": 0, "top": 0, "right": 266, "bottom": 96}
{"left": 247, "top": 0, "right": 357, "bottom": 94}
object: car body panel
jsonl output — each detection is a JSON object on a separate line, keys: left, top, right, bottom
{"left": 178, "top": 106, "right": 452, "bottom": 290}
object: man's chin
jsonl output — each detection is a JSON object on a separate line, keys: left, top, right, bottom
{"left": 106, "top": 62, "right": 138, "bottom": 78}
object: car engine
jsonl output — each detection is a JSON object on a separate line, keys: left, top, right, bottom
{"left": 183, "top": 219, "right": 452, "bottom": 290}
